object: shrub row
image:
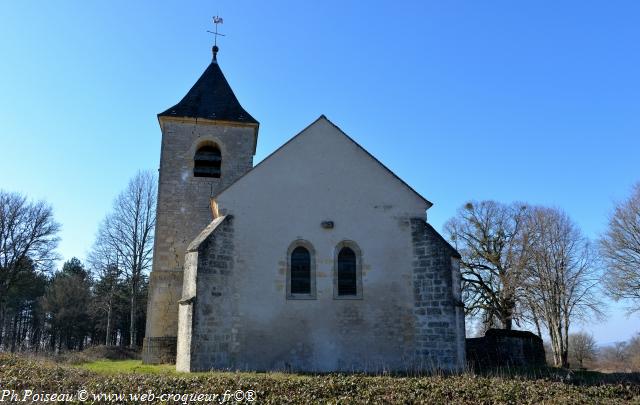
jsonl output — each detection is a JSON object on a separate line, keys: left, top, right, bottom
{"left": 0, "top": 354, "right": 639, "bottom": 404}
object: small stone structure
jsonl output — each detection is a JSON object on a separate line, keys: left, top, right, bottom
{"left": 466, "top": 329, "right": 546, "bottom": 370}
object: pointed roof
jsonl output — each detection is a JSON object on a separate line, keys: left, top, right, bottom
{"left": 158, "top": 46, "right": 258, "bottom": 125}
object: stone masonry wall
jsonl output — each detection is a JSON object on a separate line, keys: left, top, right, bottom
{"left": 178, "top": 218, "right": 465, "bottom": 373}
{"left": 142, "top": 271, "right": 182, "bottom": 364}
{"left": 152, "top": 120, "right": 255, "bottom": 279}
{"left": 411, "top": 218, "right": 465, "bottom": 371}
{"left": 467, "top": 329, "right": 546, "bottom": 370}
{"left": 143, "top": 119, "right": 256, "bottom": 364}
{"left": 188, "top": 216, "right": 236, "bottom": 371}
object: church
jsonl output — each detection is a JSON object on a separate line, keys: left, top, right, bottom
{"left": 142, "top": 43, "right": 466, "bottom": 373}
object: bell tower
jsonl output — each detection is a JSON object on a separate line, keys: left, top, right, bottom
{"left": 142, "top": 43, "right": 259, "bottom": 363}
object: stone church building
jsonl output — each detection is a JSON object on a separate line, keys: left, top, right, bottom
{"left": 142, "top": 45, "right": 466, "bottom": 372}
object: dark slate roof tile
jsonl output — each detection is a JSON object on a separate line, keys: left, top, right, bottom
{"left": 158, "top": 50, "right": 258, "bottom": 124}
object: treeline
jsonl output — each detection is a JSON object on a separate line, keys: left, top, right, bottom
{"left": 598, "top": 334, "right": 640, "bottom": 372}
{"left": 552, "top": 331, "right": 640, "bottom": 372}
{"left": 0, "top": 171, "right": 156, "bottom": 352}
{"left": 1, "top": 257, "right": 147, "bottom": 352}
{"left": 446, "top": 182, "right": 640, "bottom": 369}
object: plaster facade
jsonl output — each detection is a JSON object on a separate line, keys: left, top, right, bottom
{"left": 175, "top": 117, "right": 465, "bottom": 372}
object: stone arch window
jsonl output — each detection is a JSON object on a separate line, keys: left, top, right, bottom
{"left": 291, "top": 247, "right": 311, "bottom": 294}
{"left": 286, "top": 240, "right": 316, "bottom": 299}
{"left": 338, "top": 248, "right": 357, "bottom": 295}
{"left": 334, "top": 241, "right": 363, "bottom": 299}
{"left": 193, "top": 144, "right": 221, "bottom": 178}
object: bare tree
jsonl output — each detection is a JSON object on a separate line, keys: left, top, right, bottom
{"left": 599, "top": 341, "right": 629, "bottom": 371}
{"left": 445, "top": 201, "right": 530, "bottom": 330}
{"left": 628, "top": 334, "right": 640, "bottom": 371}
{"left": 600, "top": 182, "right": 640, "bottom": 313}
{"left": 524, "top": 207, "right": 603, "bottom": 368}
{"left": 97, "top": 171, "right": 156, "bottom": 347}
{"left": 0, "top": 191, "right": 60, "bottom": 348}
{"left": 569, "top": 331, "right": 597, "bottom": 369}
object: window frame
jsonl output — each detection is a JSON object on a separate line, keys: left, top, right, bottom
{"left": 286, "top": 240, "right": 317, "bottom": 300}
{"left": 333, "top": 241, "right": 363, "bottom": 300}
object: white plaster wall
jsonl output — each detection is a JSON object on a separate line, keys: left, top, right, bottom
{"left": 215, "top": 117, "right": 430, "bottom": 371}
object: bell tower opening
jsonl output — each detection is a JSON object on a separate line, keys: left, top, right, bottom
{"left": 194, "top": 144, "right": 222, "bottom": 178}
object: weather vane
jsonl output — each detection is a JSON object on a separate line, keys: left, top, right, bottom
{"left": 207, "top": 16, "right": 225, "bottom": 47}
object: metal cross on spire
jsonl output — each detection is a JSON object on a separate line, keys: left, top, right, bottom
{"left": 207, "top": 16, "right": 225, "bottom": 47}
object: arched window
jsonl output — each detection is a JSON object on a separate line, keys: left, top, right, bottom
{"left": 193, "top": 145, "right": 221, "bottom": 178}
{"left": 333, "top": 241, "right": 362, "bottom": 299}
{"left": 337, "top": 247, "right": 357, "bottom": 296}
{"left": 287, "top": 240, "right": 316, "bottom": 299}
{"left": 290, "top": 246, "right": 311, "bottom": 294}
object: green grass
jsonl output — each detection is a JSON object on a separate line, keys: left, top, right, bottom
{"left": 77, "top": 359, "right": 179, "bottom": 375}
{"left": 76, "top": 359, "right": 322, "bottom": 383}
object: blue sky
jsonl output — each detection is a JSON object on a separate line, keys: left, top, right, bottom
{"left": 0, "top": 1, "right": 638, "bottom": 344}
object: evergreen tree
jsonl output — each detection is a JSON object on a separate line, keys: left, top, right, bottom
{"left": 41, "top": 258, "right": 93, "bottom": 351}
{"left": 3, "top": 258, "right": 47, "bottom": 352}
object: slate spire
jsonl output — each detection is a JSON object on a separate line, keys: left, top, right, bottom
{"left": 158, "top": 45, "right": 258, "bottom": 124}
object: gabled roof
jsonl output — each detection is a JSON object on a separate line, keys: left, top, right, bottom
{"left": 323, "top": 117, "right": 433, "bottom": 208}
{"left": 213, "top": 115, "right": 433, "bottom": 208}
{"left": 158, "top": 47, "right": 258, "bottom": 125}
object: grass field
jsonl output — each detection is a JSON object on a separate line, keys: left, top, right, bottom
{"left": 1, "top": 354, "right": 640, "bottom": 404}
{"left": 78, "top": 359, "right": 178, "bottom": 375}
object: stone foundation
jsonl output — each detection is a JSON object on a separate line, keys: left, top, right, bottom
{"left": 142, "top": 337, "right": 178, "bottom": 364}
{"left": 142, "top": 270, "right": 183, "bottom": 364}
